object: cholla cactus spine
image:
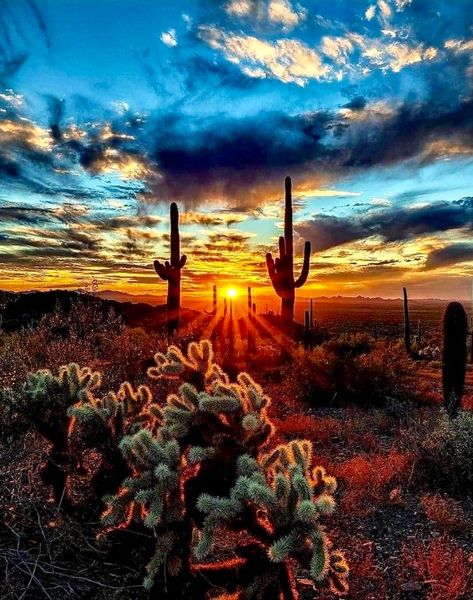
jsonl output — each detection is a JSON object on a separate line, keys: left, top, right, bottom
{"left": 196, "top": 439, "right": 348, "bottom": 596}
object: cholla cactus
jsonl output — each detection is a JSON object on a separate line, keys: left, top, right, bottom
{"left": 24, "top": 363, "right": 101, "bottom": 419}
{"left": 196, "top": 439, "right": 348, "bottom": 598}
{"left": 103, "top": 341, "right": 347, "bottom": 596}
{"left": 69, "top": 381, "right": 153, "bottom": 442}
{"left": 68, "top": 382, "right": 155, "bottom": 503}
{"left": 21, "top": 364, "right": 101, "bottom": 508}
{"left": 102, "top": 428, "right": 185, "bottom": 589}
{"left": 159, "top": 370, "right": 273, "bottom": 452}
{"left": 148, "top": 339, "right": 214, "bottom": 389}
{"left": 22, "top": 341, "right": 347, "bottom": 596}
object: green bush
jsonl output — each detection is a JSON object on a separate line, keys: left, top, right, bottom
{"left": 418, "top": 409, "right": 473, "bottom": 495}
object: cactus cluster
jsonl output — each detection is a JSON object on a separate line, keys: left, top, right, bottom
{"left": 11, "top": 340, "right": 348, "bottom": 598}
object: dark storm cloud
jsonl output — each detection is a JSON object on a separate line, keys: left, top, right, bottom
{"left": 3, "top": 91, "right": 473, "bottom": 211}
{"left": 145, "top": 93, "right": 473, "bottom": 205}
{"left": 425, "top": 243, "right": 473, "bottom": 270}
{"left": 296, "top": 197, "right": 473, "bottom": 252}
{"left": 1, "top": 1, "right": 473, "bottom": 212}
{"left": 342, "top": 96, "right": 367, "bottom": 111}
{"left": 0, "top": 205, "right": 53, "bottom": 225}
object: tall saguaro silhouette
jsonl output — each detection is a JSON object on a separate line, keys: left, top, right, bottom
{"left": 154, "top": 202, "right": 187, "bottom": 335}
{"left": 266, "top": 177, "right": 311, "bottom": 322}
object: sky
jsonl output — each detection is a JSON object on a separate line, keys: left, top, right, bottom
{"left": 0, "top": 0, "right": 473, "bottom": 302}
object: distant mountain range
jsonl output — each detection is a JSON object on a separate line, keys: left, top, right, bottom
{"left": 0, "top": 288, "right": 462, "bottom": 334}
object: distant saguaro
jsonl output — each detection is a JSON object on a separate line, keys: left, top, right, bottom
{"left": 213, "top": 284, "right": 217, "bottom": 316}
{"left": 403, "top": 287, "right": 411, "bottom": 355}
{"left": 248, "top": 286, "right": 252, "bottom": 317}
{"left": 266, "top": 177, "right": 311, "bottom": 322}
{"left": 442, "top": 302, "right": 467, "bottom": 418}
{"left": 154, "top": 202, "right": 187, "bottom": 335}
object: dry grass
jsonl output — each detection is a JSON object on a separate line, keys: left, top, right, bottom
{"left": 420, "top": 493, "right": 472, "bottom": 534}
{"left": 400, "top": 536, "right": 472, "bottom": 600}
{"left": 333, "top": 450, "right": 412, "bottom": 516}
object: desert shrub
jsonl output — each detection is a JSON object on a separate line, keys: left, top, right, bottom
{"left": 283, "top": 336, "right": 415, "bottom": 407}
{"left": 272, "top": 414, "right": 342, "bottom": 446}
{"left": 5, "top": 340, "right": 349, "bottom": 599}
{"left": 400, "top": 536, "right": 471, "bottom": 600}
{"left": 280, "top": 346, "right": 334, "bottom": 406}
{"left": 344, "top": 341, "right": 415, "bottom": 404}
{"left": 332, "top": 450, "right": 412, "bottom": 516}
{"left": 417, "top": 409, "right": 473, "bottom": 495}
{"left": 420, "top": 493, "right": 471, "bottom": 534}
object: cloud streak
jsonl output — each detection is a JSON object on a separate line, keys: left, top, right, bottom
{"left": 296, "top": 197, "right": 473, "bottom": 252}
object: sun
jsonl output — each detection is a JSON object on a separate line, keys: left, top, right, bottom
{"left": 226, "top": 287, "right": 238, "bottom": 298}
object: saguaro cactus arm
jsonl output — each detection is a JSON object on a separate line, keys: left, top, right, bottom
{"left": 154, "top": 203, "right": 187, "bottom": 281}
{"left": 295, "top": 241, "right": 311, "bottom": 288}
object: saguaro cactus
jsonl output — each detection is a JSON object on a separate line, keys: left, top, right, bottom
{"left": 403, "top": 287, "right": 411, "bottom": 354}
{"left": 266, "top": 177, "right": 311, "bottom": 322}
{"left": 248, "top": 286, "right": 252, "bottom": 317}
{"left": 442, "top": 301, "right": 467, "bottom": 418}
{"left": 154, "top": 203, "right": 187, "bottom": 335}
{"left": 213, "top": 284, "right": 217, "bottom": 315}
{"left": 304, "top": 309, "right": 310, "bottom": 349}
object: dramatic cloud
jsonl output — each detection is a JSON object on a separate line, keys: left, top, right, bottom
{"left": 296, "top": 197, "right": 473, "bottom": 252}
{"left": 320, "top": 32, "right": 437, "bottom": 76}
{"left": 147, "top": 94, "right": 473, "bottom": 205}
{"left": 198, "top": 26, "right": 331, "bottom": 85}
{"left": 225, "top": 0, "right": 306, "bottom": 31}
{"left": 425, "top": 243, "right": 473, "bottom": 270}
{"left": 1, "top": 0, "right": 473, "bottom": 296}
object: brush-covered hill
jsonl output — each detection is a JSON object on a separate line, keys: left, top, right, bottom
{"left": 0, "top": 290, "right": 200, "bottom": 332}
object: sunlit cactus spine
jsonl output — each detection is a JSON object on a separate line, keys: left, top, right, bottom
{"left": 154, "top": 202, "right": 187, "bottom": 335}
{"left": 442, "top": 301, "right": 467, "bottom": 418}
{"left": 196, "top": 439, "right": 348, "bottom": 598}
{"left": 266, "top": 177, "right": 311, "bottom": 322}
{"left": 403, "top": 287, "right": 411, "bottom": 354}
{"left": 68, "top": 381, "right": 154, "bottom": 504}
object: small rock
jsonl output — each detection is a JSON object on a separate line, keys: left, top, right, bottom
{"left": 401, "top": 581, "right": 422, "bottom": 592}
